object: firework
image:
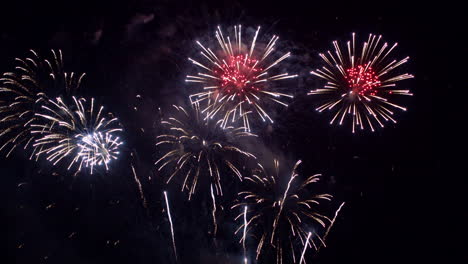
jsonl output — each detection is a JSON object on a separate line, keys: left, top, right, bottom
{"left": 132, "top": 164, "right": 148, "bottom": 210}
{"left": 309, "top": 33, "right": 414, "bottom": 132}
{"left": 31, "top": 96, "right": 123, "bottom": 174}
{"left": 0, "top": 50, "right": 85, "bottom": 157}
{"left": 186, "top": 25, "right": 297, "bottom": 131}
{"left": 299, "top": 232, "right": 312, "bottom": 264}
{"left": 232, "top": 159, "right": 333, "bottom": 263}
{"left": 155, "top": 104, "right": 257, "bottom": 200}
{"left": 243, "top": 205, "right": 248, "bottom": 264}
{"left": 164, "top": 191, "right": 178, "bottom": 261}
{"left": 318, "top": 201, "right": 345, "bottom": 252}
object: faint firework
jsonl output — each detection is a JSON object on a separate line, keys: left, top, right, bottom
{"left": 309, "top": 33, "right": 414, "bottom": 132}
{"left": 187, "top": 25, "right": 297, "bottom": 131}
{"left": 0, "top": 50, "right": 85, "bottom": 157}
{"left": 155, "top": 104, "right": 256, "bottom": 234}
{"left": 233, "top": 159, "right": 335, "bottom": 263}
{"left": 31, "top": 96, "right": 123, "bottom": 174}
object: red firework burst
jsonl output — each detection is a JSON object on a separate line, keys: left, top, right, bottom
{"left": 309, "top": 33, "right": 414, "bottom": 133}
{"left": 186, "top": 25, "right": 296, "bottom": 131}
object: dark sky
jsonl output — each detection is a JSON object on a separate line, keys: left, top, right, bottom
{"left": 1, "top": 0, "right": 454, "bottom": 263}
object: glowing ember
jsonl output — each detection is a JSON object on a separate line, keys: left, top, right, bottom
{"left": 345, "top": 64, "right": 381, "bottom": 96}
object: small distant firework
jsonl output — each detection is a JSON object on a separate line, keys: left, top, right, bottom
{"left": 31, "top": 96, "right": 123, "bottom": 174}
{"left": 187, "top": 25, "right": 297, "bottom": 131}
{"left": 0, "top": 50, "right": 85, "bottom": 157}
{"left": 309, "top": 33, "right": 414, "bottom": 132}
{"left": 156, "top": 104, "right": 257, "bottom": 200}
{"left": 233, "top": 159, "right": 333, "bottom": 263}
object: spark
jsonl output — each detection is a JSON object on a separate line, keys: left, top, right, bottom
{"left": 164, "top": 191, "right": 178, "bottom": 261}
{"left": 309, "top": 33, "right": 414, "bottom": 132}
{"left": 31, "top": 96, "right": 123, "bottom": 174}
{"left": 187, "top": 25, "right": 296, "bottom": 131}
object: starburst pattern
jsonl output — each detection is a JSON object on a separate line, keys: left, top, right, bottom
{"left": 31, "top": 96, "right": 122, "bottom": 174}
{"left": 309, "top": 33, "right": 414, "bottom": 132}
{"left": 187, "top": 25, "right": 297, "bottom": 131}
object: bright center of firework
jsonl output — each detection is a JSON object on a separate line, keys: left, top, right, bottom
{"left": 216, "top": 55, "right": 262, "bottom": 95}
{"left": 345, "top": 65, "right": 381, "bottom": 96}
{"left": 78, "top": 132, "right": 121, "bottom": 169}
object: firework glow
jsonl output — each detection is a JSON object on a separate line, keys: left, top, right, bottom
{"left": 0, "top": 50, "right": 85, "bottom": 157}
{"left": 186, "top": 25, "right": 297, "bottom": 131}
{"left": 232, "top": 159, "right": 334, "bottom": 263}
{"left": 31, "top": 96, "right": 123, "bottom": 174}
{"left": 309, "top": 33, "right": 414, "bottom": 132}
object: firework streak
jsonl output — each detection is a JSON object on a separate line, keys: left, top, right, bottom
{"left": 164, "top": 191, "right": 178, "bottom": 261}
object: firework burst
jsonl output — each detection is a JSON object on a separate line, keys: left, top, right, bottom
{"left": 31, "top": 96, "right": 123, "bottom": 174}
{"left": 156, "top": 104, "right": 257, "bottom": 199}
{"left": 186, "top": 25, "right": 297, "bottom": 131}
{"left": 309, "top": 33, "right": 414, "bottom": 132}
{"left": 0, "top": 50, "right": 85, "bottom": 157}
{"left": 233, "top": 159, "right": 333, "bottom": 263}
{"left": 156, "top": 104, "right": 257, "bottom": 235}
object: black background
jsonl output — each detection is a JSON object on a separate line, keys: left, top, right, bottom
{"left": 1, "top": 0, "right": 455, "bottom": 263}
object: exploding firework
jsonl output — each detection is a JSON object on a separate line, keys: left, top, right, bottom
{"left": 156, "top": 104, "right": 257, "bottom": 199}
{"left": 156, "top": 104, "right": 257, "bottom": 235}
{"left": 309, "top": 33, "right": 414, "bottom": 132}
{"left": 186, "top": 25, "right": 297, "bottom": 131}
{"left": 233, "top": 159, "right": 333, "bottom": 263}
{"left": 0, "top": 50, "right": 85, "bottom": 157}
{"left": 31, "top": 96, "right": 123, "bottom": 174}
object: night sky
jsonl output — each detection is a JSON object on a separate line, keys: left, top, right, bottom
{"left": 1, "top": 0, "right": 451, "bottom": 263}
